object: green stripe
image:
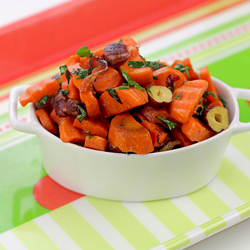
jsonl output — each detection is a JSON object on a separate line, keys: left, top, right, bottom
{"left": 0, "top": 243, "right": 6, "bottom": 250}
{"left": 0, "top": 133, "right": 31, "bottom": 148}
{"left": 12, "top": 221, "right": 59, "bottom": 250}
{"left": 143, "top": 199, "right": 195, "bottom": 236}
{"left": 163, "top": 234, "right": 190, "bottom": 250}
{"left": 187, "top": 186, "right": 231, "bottom": 219}
{"left": 200, "top": 216, "right": 226, "bottom": 236}
{"left": 230, "top": 133, "right": 250, "bottom": 161}
{"left": 236, "top": 203, "right": 250, "bottom": 218}
{"left": 218, "top": 157, "right": 250, "bottom": 203}
{"left": 146, "top": 13, "right": 250, "bottom": 60}
{"left": 86, "top": 196, "right": 160, "bottom": 249}
{"left": 49, "top": 204, "right": 113, "bottom": 250}
{"left": 0, "top": 130, "right": 25, "bottom": 145}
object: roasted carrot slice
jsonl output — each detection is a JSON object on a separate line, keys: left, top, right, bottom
{"left": 19, "top": 77, "right": 60, "bottom": 107}
{"left": 200, "top": 66, "right": 223, "bottom": 105}
{"left": 182, "top": 58, "right": 199, "bottom": 80}
{"left": 84, "top": 135, "right": 108, "bottom": 151}
{"left": 181, "top": 116, "right": 215, "bottom": 142}
{"left": 59, "top": 116, "right": 88, "bottom": 143}
{"left": 141, "top": 120, "right": 168, "bottom": 147}
{"left": 169, "top": 80, "right": 208, "bottom": 123}
{"left": 73, "top": 117, "right": 108, "bottom": 138}
{"left": 92, "top": 66, "right": 123, "bottom": 93}
{"left": 67, "top": 62, "right": 85, "bottom": 90}
{"left": 171, "top": 128, "right": 193, "bottom": 147}
{"left": 99, "top": 87, "right": 148, "bottom": 118}
{"left": 207, "top": 100, "right": 223, "bottom": 108}
{"left": 67, "top": 79, "right": 80, "bottom": 100}
{"left": 120, "top": 37, "right": 137, "bottom": 46}
{"left": 65, "top": 55, "right": 80, "bottom": 66}
{"left": 50, "top": 109, "right": 66, "bottom": 125}
{"left": 119, "top": 46, "right": 153, "bottom": 86}
{"left": 108, "top": 112, "right": 154, "bottom": 154}
{"left": 36, "top": 109, "right": 58, "bottom": 136}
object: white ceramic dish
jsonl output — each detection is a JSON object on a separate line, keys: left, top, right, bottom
{"left": 9, "top": 76, "right": 250, "bottom": 201}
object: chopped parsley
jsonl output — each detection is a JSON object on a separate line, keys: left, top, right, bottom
{"left": 106, "top": 88, "right": 122, "bottom": 103}
{"left": 203, "top": 90, "right": 216, "bottom": 99}
{"left": 122, "top": 69, "right": 145, "bottom": 91}
{"left": 77, "top": 105, "right": 87, "bottom": 122}
{"left": 37, "top": 95, "right": 49, "bottom": 107}
{"left": 128, "top": 60, "right": 167, "bottom": 70}
{"left": 172, "top": 63, "right": 191, "bottom": 78}
{"left": 155, "top": 116, "right": 177, "bottom": 130}
{"left": 61, "top": 89, "right": 69, "bottom": 96}
{"left": 175, "top": 93, "right": 182, "bottom": 99}
{"left": 76, "top": 46, "right": 91, "bottom": 57}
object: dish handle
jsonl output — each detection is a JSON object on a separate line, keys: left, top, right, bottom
{"left": 9, "top": 86, "right": 40, "bottom": 135}
{"left": 231, "top": 87, "right": 250, "bottom": 135}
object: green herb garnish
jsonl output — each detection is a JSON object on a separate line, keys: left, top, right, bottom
{"left": 59, "top": 65, "right": 71, "bottom": 84}
{"left": 218, "top": 94, "right": 227, "bottom": 107}
{"left": 88, "top": 135, "right": 94, "bottom": 139}
{"left": 71, "top": 68, "right": 88, "bottom": 79}
{"left": 77, "top": 105, "right": 87, "bottom": 122}
{"left": 146, "top": 87, "right": 153, "bottom": 96}
{"left": 122, "top": 69, "right": 145, "bottom": 91}
{"left": 76, "top": 46, "right": 91, "bottom": 57}
{"left": 61, "top": 90, "right": 69, "bottom": 96}
{"left": 106, "top": 88, "right": 122, "bottom": 103}
{"left": 153, "top": 75, "right": 158, "bottom": 80}
{"left": 175, "top": 93, "right": 182, "bottom": 99}
{"left": 118, "top": 39, "right": 123, "bottom": 43}
{"left": 117, "top": 86, "right": 129, "bottom": 90}
{"left": 51, "top": 97, "right": 55, "bottom": 104}
{"left": 128, "top": 60, "right": 166, "bottom": 70}
{"left": 172, "top": 63, "right": 191, "bottom": 78}
{"left": 203, "top": 90, "right": 216, "bottom": 99}
{"left": 37, "top": 95, "right": 49, "bottom": 107}
{"left": 155, "top": 116, "right": 177, "bottom": 130}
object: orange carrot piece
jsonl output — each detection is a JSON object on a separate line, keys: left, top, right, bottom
{"left": 67, "top": 62, "right": 84, "bottom": 89}
{"left": 59, "top": 116, "right": 88, "bottom": 143}
{"left": 208, "top": 100, "right": 223, "bottom": 108}
{"left": 67, "top": 78, "right": 80, "bottom": 100}
{"left": 120, "top": 37, "right": 137, "bottom": 46}
{"left": 36, "top": 109, "right": 58, "bottom": 136}
{"left": 140, "top": 103, "right": 177, "bottom": 128}
{"left": 182, "top": 58, "right": 199, "bottom": 80}
{"left": 81, "top": 56, "right": 100, "bottom": 70}
{"left": 93, "top": 48, "right": 104, "bottom": 57}
{"left": 108, "top": 112, "right": 154, "bottom": 154}
{"left": 84, "top": 135, "right": 108, "bottom": 151}
{"left": 61, "top": 80, "right": 68, "bottom": 90}
{"left": 169, "top": 80, "right": 208, "bottom": 123}
{"left": 119, "top": 46, "right": 153, "bottom": 86}
{"left": 152, "top": 66, "right": 186, "bottom": 89}
{"left": 73, "top": 117, "right": 108, "bottom": 138}
{"left": 65, "top": 55, "right": 80, "bottom": 66}
{"left": 171, "top": 128, "right": 193, "bottom": 147}
{"left": 92, "top": 66, "right": 123, "bottom": 93}
{"left": 99, "top": 87, "right": 148, "bottom": 118}
{"left": 50, "top": 109, "right": 66, "bottom": 125}
{"left": 171, "top": 59, "right": 183, "bottom": 67}
{"left": 19, "top": 77, "right": 60, "bottom": 107}
{"left": 200, "top": 66, "right": 222, "bottom": 105}
{"left": 141, "top": 120, "right": 168, "bottom": 147}
{"left": 181, "top": 117, "right": 215, "bottom": 142}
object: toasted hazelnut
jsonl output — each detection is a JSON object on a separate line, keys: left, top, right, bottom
{"left": 203, "top": 106, "right": 229, "bottom": 132}
{"left": 66, "top": 99, "right": 81, "bottom": 116}
{"left": 103, "top": 42, "right": 130, "bottom": 67}
{"left": 160, "top": 140, "right": 181, "bottom": 151}
{"left": 147, "top": 86, "right": 173, "bottom": 106}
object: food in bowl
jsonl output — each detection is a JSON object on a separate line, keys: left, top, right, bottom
{"left": 19, "top": 37, "right": 229, "bottom": 154}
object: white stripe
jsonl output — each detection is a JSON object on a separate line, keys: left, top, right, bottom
{"left": 0, "top": 134, "right": 34, "bottom": 151}
{"left": 226, "top": 143, "right": 250, "bottom": 179}
{"left": 122, "top": 202, "right": 175, "bottom": 243}
{"left": 221, "top": 210, "right": 242, "bottom": 227}
{"left": 34, "top": 214, "right": 81, "bottom": 250}
{"left": 0, "top": 100, "right": 9, "bottom": 117}
{"left": 185, "top": 227, "right": 205, "bottom": 246}
{"left": 149, "top": 244, "right": 167, "bottom": 250}
{"left": 71, "top": 197, "right": 135, "bottom": 250}
{"left": 170, "top": 196, "right": 210, "bottom": 226}
{"left": 207, "top": 177, "right": 245, "bottom": 209}
{"left": 0, "top": 230, "right": 27, "bottom": 250}
{"left": 140, "top": 1, "right": 250, "bottom": 57}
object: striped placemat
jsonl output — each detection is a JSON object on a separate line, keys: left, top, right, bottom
{"left": 1, "top": 0, "right": 250, "bottom": 249}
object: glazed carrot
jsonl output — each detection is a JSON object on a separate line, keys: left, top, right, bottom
{"left": 141, "top": 120, "right": 168, "bottom": 147}
{"left": 67, "top": 78, "right": 80, "bottom": 100}
{"left": 61, "top": 80, "right": 68, "bottom": 90}
{"left": 120, "top": 37, "right": 137, "bottom": 46}
{"left": 36, "top": 109, "right": 58, "bottom": 136}
{"left": 200, "top": 66, "right": 223, "bottom": 105}
{"left": 182, "top": 58, "right": 199, "bottom": 80}
{"left": 59, "top": 116, "right": 88, "bottom": 143}
{"left": 151, "top": 66, "right": 186, "bottom": 89}
{"left": 92, "top": 66, "right": 123, "bottom": 93}
{"left": 79, "top": 77, "right": 102, "bottom": 119}
{"left": 140, "top": 103, "right": 177, "bottom": 128}
{"left": 73, "top": 117, "right": 108, "bottom": 138}
{"left": 171, "top": 59, "right": 183, "bottom": 67}
{"left": 84, "top": 135, "right": 108, "bottom": 151}
{"left": 181, "top": 116, "right": 215, "bottom": 142}
{"left": 119, "top": 46, "right": 153, "bottom": 86}
{"left": 171, "top": 128, "right": 193, "bottom": 147}
{"left": 50, "top": 109, "right": 66, "bottom": 125}
{"left": 99, "top": 86, "right": 148, "bottom": 118}
{"left": 19, "top": 77, "right": 60, "bottom": 107}
{"left": 67, "top": 62, "right": 85, "bottom": 89}
{"left": 65, "top": 55, "right": 80, "bottom": 66}
{"left": 93, "top": 48, "right": 104, "bottom": 57}
{"left": 208, "top": 100, "right": 223, "bottom": 108}
{"left": 81, "top": 56, "right": 100, "bottom": 70}
{"left": 169, "top": 80, "right": 208, "bottom": 123}
{"left": 108, "top": 112, "right": 154, "bottom": 154}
